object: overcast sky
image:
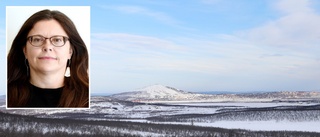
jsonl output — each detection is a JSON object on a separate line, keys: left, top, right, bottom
{"left": 1, "top": 0, "right": 320, "bottom": 95}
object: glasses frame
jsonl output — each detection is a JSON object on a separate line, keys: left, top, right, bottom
{"left": 27, "top": 35, "right": 70, "bottom": 47}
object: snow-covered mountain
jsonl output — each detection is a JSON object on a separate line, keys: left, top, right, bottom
{"left": 110, "top": 84, "right": 320, "bottom": 102}
{"left": 110, "top": 84, "right": 204, "bottom": 101}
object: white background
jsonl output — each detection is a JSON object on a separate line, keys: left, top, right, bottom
{"left": 6, "top": 6, "right": 90, "bottom": 54}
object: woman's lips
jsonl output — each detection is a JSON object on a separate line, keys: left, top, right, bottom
{"left": 38, "top": 56, "right": 57, "bottom": 60}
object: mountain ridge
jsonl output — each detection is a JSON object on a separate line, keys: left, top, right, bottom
{"left": 110, "top": 84, "right": 320, "bottom": 102}
{"left": 110, "top": 84, "right": 200, "bottom": 101}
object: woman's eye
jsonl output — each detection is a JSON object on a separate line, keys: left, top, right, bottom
{"left": 32, "top": 37, "right": 43, "bottom": 43}
{"left": 53, "top": 38, "right": 63, "bottom": 42}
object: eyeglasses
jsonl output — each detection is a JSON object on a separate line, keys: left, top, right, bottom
{"left": 27, "top": 35, "right": 69, "bottom": 47}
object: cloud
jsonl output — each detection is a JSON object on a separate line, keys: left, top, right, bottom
{"left": 91, "top": 33, "right": 188, "bottom": 71}
{"left": 220, "top": 0, "right": 320, "bottom": 87}
{"left": 91, "top": 32, "right": 313, "bottom": 77}
{"left": 275, "top": 0, "right": 314, "bottom": 14}
{"left": 91, "top": 33, "right": 196, "bottom": 72}
{"left": 92, "top": 33, "right": 185, "bottom": 51}
{"left": 90, "top": 0, "right": 320, "bottom": 92}
{"left": 90, "top": 30, "right": 320, "bottom": 92}
{"left": 238, "top": 0, "right": 320, "bottom": 54}
{"left": 101, "top": 5, "right": 180, "bottom": 25}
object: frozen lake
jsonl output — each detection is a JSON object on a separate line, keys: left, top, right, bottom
{"left": 120, "top": 102, "right": 320, "bottom": 133}
{"left": 172, "top": 102, "right": 318, "bottom": 107}
{"left": 121, "top": 119, "right": 320, "bottom": 133}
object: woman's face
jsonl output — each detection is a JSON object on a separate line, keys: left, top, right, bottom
{"left": 24, "top": 19, "right": 72, "bottom": 75}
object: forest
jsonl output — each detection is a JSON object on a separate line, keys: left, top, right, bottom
{"left": 147, "top": 105, "right": 320, "bottom": 122}
{"left": 1, "top": 111, "right": 320, "bottom": 137}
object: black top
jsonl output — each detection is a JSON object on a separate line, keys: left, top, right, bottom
{"left": 26, "top": 83, "right": 63, "bottom": 108}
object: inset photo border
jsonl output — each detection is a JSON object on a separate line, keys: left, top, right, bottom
{"left": 6, "top": 6, "right": 91, "bottom": 109}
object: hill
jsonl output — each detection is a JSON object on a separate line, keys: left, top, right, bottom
{"left": 110, "top": 84, "right": 204, "bottom": 101}
{"left": 110, "top": 85, "right": 320, "bottom": 102}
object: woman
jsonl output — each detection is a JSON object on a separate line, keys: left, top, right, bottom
{"left": 7, "top": 9, "right": 89, "bottom": 108}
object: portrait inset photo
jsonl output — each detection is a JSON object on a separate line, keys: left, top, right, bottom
{"left": 6, "top": 6, "right": 90, "bottom": 108}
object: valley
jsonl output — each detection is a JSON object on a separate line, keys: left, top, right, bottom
{"left": 1, "top": 85, "right": 320, "bottom": 136}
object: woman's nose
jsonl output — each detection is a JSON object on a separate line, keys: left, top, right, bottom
{"left": 42, "top": 39, "right": 53, "bottom": 52}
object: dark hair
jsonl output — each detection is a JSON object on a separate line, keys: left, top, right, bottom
{"left": 7, "top": 9, "right": 89, "bottom": 107}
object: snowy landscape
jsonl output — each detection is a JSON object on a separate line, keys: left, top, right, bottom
{"left": 1, "top": 85, "right": 320, "bottom": 136}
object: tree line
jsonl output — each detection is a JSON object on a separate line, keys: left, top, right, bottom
{"left": 1, "top": 111, "right": 320, "bottom": 137}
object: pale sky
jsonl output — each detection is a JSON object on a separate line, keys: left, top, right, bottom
{"left": 1, "top": 0, "right": 320, "bottom": 95}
